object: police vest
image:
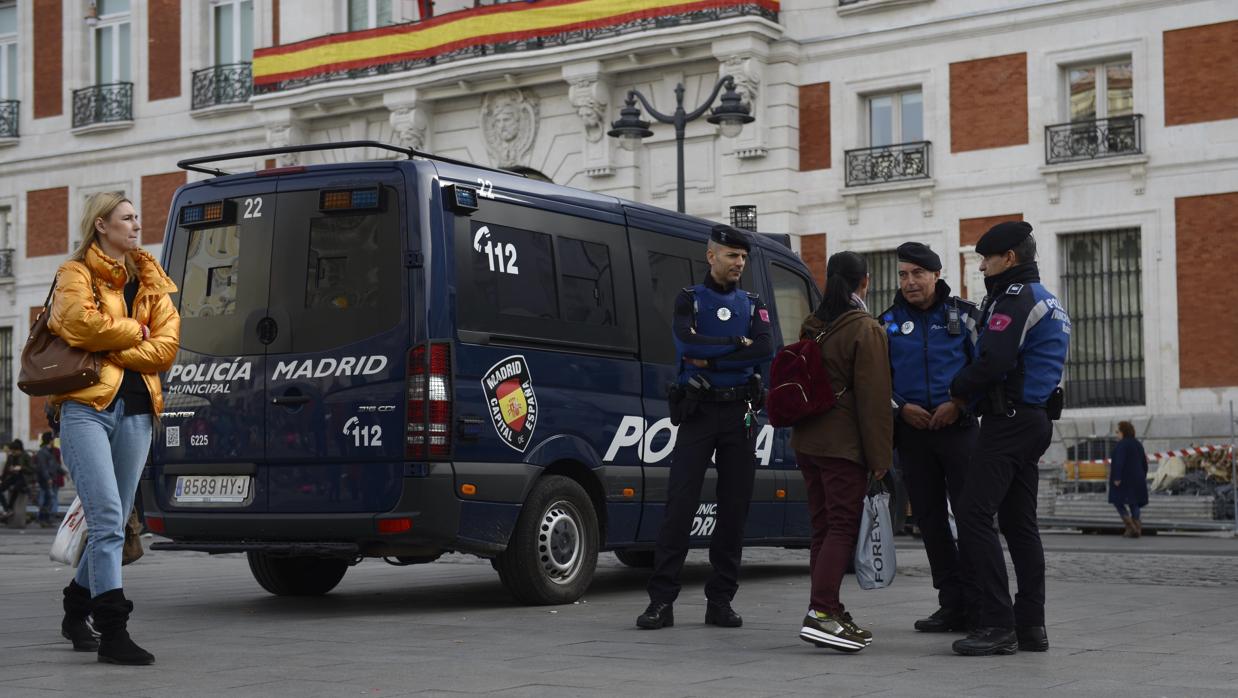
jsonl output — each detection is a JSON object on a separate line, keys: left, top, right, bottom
{"left": 678, "top": 284, "right": 756, "bottom": 388}
{"left": 882, "top": 296, "right": 979, "bottom": 409}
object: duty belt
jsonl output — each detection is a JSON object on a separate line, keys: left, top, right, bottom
{"left": 685, "top": 384, "right": 758, "bottom": 403}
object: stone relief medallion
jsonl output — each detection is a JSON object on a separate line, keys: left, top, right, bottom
{"left": 481, "top": 89, "right": 539, "bottom": 168}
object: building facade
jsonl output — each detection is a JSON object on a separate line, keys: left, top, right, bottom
{"left": 1, "top": 0, "right": 1236, "bottom": 455}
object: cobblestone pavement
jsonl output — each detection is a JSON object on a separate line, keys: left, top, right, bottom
{"left": 2, "top": 528, "right": 1237, "bottom": 697}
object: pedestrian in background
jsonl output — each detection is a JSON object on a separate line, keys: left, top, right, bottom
{"left": 791, "top": 251, "right": 892, "bottom": 653}
{"left": 881, "top": 242, "right": 981, "bottom": 634}
{"left": 35, "top": 432, "right": 59, "bottom": 527}
{"left": 1109, "top": 421, "right": 1148, "bottom": 538}
{"left": 49, "top": 191, "right": 180, "bottom": 665}
{"left": 2, "top": 441, "right": 34, "bottom": 528}
{"left": 636, "top": 224, "right": 772, "bottom": 631}
{"left": 948, "top": 222, "right": 1070, "bottom": 657}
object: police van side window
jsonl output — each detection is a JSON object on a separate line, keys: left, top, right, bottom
{"left": 468, "top": 222, "right": 558, "bottom": 319}
{"left": 181, "top": 227, "right": 240, "bottom": 318}
{"left": 769, "top": 262, "right": 813, "bottom": 347}
{"left": 454, "top": 198, "right": 636, "bottom": 353}
{"left": 558, "top": 238, "right": 615, "bottom": 326}
{"left": 644, "top": 252, "right": 708, "bottom": 365}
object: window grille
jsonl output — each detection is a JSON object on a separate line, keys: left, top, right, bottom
{"left": 1059, "top": 228, "right": 1144, "bottom": 407}
{"left": 860, "top": 249, "right": 900, "bottom": 315}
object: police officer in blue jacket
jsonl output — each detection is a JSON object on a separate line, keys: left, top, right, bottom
{"left": 637, "top": 224, "right": 773, "bottom": 630}
{"left": 881, "top": 242, "right": 981, "bottom": 634}
{"left": 948, "top": 222, "right": 1070, "bottom": 657}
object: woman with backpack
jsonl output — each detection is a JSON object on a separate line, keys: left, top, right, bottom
{"left": 790, "top": 251, "right": 893, "bottom": 653}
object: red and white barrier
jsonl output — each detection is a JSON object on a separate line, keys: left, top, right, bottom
{"left": 1059, "top": 444, "right": 1233, "bottom": 465}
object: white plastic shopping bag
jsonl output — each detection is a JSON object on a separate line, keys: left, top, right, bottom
{"left": 49, "top": 496, "right": 87, "bottom": 567}
{"left": 854, "top": 480, "right": 896, "bottom": 590}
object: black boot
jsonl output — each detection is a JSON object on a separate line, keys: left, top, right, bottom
{"left": 61, "top": 581, "right": 99, "bottom": 652}
{"left": 952, "top": 626, "right": 1018, "bottom": 656}
{"left": 636, "top": 602, "right": 674, "bottom": 629}
{"left": 92, "top": 589, "right": 155, "bottom": 665}
{"left": 1016, "top": 625, "right": 1049, "bottom": 651}
{"left": 914, "top": 606, "right": 967, "bottom": 633}
{"left": 704, "top": 601, "right": 743, "bottom": 628}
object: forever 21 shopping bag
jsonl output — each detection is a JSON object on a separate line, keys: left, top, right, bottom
{"left": 49, "top": 496, "right": 88, "bottom": 567}
{"left": 854, "top": 479, "right": 896, "bottom": 590}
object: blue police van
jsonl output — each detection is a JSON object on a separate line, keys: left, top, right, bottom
{"left": 143, "top": 141, "right": 847, "bottom": 605}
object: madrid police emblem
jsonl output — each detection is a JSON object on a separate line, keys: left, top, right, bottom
{"left": 481, "top": 355, "right": 539, "bottom": 452}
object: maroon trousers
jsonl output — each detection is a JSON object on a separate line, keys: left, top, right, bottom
{"left": 798, "top": 454, "right": 869, "bottom": 614}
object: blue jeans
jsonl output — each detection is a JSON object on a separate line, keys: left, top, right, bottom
{"left": 38, "top": 485, "right": 55, "bottom": 522}
{"left": 59, "top": 399, "right": 152, "bottom": 597}
{"left": 1114, "top": 503, "right": 1141, "bottom": 520}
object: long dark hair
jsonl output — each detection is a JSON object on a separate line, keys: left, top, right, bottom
{"left": 814, "top": 251, "right": 868, "bottom": 324}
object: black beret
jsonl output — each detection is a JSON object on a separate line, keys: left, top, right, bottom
{"left": 710, "top": 224, "right": 751, "bottom": 252}
{"left": 896, "top": 242, "right": 941, "bottom": 272}
{"left": 976, "top": 221, "right": 1033, "bottom": 256}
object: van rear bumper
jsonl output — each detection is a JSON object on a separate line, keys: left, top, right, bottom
{"left": 141, "top": 464, "right": 496, "bottom": 555}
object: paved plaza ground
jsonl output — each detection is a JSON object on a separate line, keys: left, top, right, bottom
{"left": 2, "top": 526, "right": 1237, "bottom": 697}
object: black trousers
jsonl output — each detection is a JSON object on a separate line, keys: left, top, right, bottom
{"left": 647, "top": 400, "right": 756, "bottom": 605}
{"left": 896, "top": 420, "right": 978, "bottom": 614}
{"left": 955, "top": 407, "right": 1052, "bottom": 628}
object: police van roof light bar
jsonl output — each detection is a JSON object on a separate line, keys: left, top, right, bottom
{"left": 177, "top": 140, "right": 521, "bottom": 178}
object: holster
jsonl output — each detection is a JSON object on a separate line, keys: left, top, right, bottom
{"left": 1046, "top": 387, "right": 1064, "bottom": 421}
{"left": 667, "top": 383, "right": 699, "bottom": 427}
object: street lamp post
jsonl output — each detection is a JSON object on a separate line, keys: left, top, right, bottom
{"left": 607, "top": 75, "right": 754, "bottom": 213}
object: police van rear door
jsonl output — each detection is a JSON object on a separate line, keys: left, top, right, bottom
{"left": 261, "top": 171, "right": 409, "bottom": 513}
{"left": 157, "top": 181, "right": 277, "bottom": 507}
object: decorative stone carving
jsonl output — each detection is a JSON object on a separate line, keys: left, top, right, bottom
{"left": 481, "top": 89, "right": 539, "bottom": 168}
{"left": 265, "top": 118, "right": 305, "bottom": 166}
{"left": 722, "top": 54, "right": 759, "bottom": 108}
{"left": 719, "top": 53, "right": 766, "bottom": 159}
{"left": 390, "top": 106, "right": 428, "bottom": 152}
{"left": 569, "top": 78, "right": 608, "bottom": 143}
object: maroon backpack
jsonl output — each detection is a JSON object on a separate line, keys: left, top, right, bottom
{"left": 766, "top": 332, "right": 842, "bottom": 428}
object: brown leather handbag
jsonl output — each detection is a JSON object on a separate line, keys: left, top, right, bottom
{"left": 18, "top": 278, "right": 103, "bottom": 397}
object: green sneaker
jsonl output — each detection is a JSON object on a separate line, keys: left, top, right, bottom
{"left": 840, "top": 610, "right": 873, "bottom": 645}
{"left": 800, "top": 610, "right": 867, "bottom": 653}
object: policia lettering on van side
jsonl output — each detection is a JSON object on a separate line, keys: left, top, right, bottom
{"left": 143, "top": 142, "right": 824, "bottom": 605}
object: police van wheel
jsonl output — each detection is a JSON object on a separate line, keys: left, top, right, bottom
{"left": 495, "top": 475, "right": 598, "bottom": 605}
{"left": 247, "top": 553, "right": 348, "bottom": 596}
{"left": 613, "top": 549, "right": 655, "bottom": 568}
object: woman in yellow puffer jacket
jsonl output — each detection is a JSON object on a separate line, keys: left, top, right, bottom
{"left": 49, "top": 191, "right": 179, "bottom": 666}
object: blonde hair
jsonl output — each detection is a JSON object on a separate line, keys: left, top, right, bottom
{"left": 73, "top": 191, "right": 139, "bottom": 277}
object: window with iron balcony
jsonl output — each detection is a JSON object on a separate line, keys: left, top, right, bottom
{"left": 0, "top": 1, "right": 17, "bottom": 139}
{"left": 845, "top": 89, "right": 930, "bottom": 187}
{"left": 75, "top": 0, "right": 133, "bottom": 128}
{"left": 193, "top": 0, "right": 254, "bottom": 110}
{"left": 1046, "top": 59, "right": 1142, "bottom": 165}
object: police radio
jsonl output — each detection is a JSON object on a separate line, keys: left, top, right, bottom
{"left": 947, "top": 301, "right": 962, "bottom": 336}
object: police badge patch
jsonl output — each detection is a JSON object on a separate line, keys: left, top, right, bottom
{"left": 481, "top": 355, "right": 539, "bottom": 452}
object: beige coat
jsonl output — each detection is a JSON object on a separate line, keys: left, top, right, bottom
{"left": 788, "top": 309, "right": 893, "bottom": 472}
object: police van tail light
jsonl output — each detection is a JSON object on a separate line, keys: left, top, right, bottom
{"left": 406, "top": 342, "right": 452, "bottom": 459}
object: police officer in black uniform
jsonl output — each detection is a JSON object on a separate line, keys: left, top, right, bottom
{"left": 948, "top": 222, "right": 1071, "bottom": 656}
{"left": 637, "top": 224, "right": 773, "bottom": 630}
{"left": 880, "top": 242, "right": 981, "bottom": 633}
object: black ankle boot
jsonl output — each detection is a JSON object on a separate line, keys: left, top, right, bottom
{"left": 61, "top": 581, "right": 99, "bottom": 652}
{"left": 92, "top": 589, "right": 155, "bottom": 665}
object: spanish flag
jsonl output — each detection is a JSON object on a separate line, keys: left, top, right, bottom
{"left": 253, "top": 0, "right": 778, "bottom": 92}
